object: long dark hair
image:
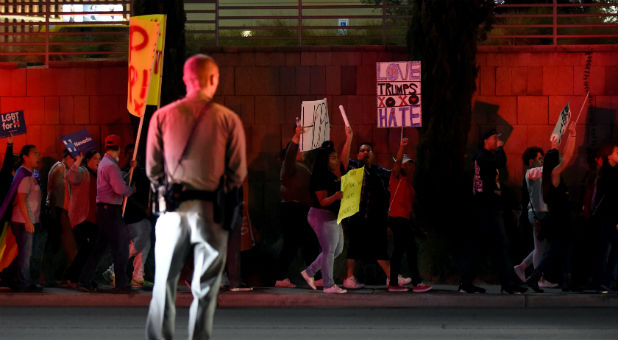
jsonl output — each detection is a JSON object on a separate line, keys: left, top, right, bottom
{"left": 312, "top": 141, "right": 336, "bottom": 178}
{"left": 542, "top": 149, "right": 560, "bottom": 203}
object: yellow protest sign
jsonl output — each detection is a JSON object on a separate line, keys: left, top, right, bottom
{"left": 337, "top": 166, "right": 364, "bottom": 224}
{"left": 127, "top": 17, "right": 159, "bottom": 117}
{"left": 135, "top": 14, "right": 167, "bottom": 107}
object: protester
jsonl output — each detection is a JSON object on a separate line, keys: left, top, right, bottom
{"left": 386, "top": 137, "right": 432, "bottom": 293}
{"left": 78, "top": 134, "right": 135, "bottom": 293}
{"left": 276, "top": 124, "right": 320, "bottom": 288}
{"left": 43, "top": 149, "right": 77, "bottom": 285}
{"left": 513, "top": 147, "right": 558, "bottom": 289}
{"left": 464, "top": 128, "right": 526, "bottom": 294}
{"left": 102, "top": 144, "right": 153, "bottom": 289}
{"left": 342, "top": 142, "right": 410, "bottom": 289}
{"left": 64, "top": 150, "right": 101, "bottom": 287}
{"left": 526, "top": 125, "right": 577, "bottom": 293}
{"left": 593, "top": 143, "right": 618, "bottom": 292}
{"left": 1, "top": 145, "right": 42, "bottom": 291}
{"left": 145, "top": 54, "right": 247, "bottom": 340}
{"left": 301, "top": 126, "right": 352, "bottom": 294}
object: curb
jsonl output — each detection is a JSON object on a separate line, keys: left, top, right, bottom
{"left": 0, "top": 287, "right": 616, "bottom": 308}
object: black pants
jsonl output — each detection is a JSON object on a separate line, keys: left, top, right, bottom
{"left": 388, "top": 217, "right": 421, "bottom": 286}
{"left": 462, "top": 204, "right": 516, "bottom": 287}
{"left": 65, "top": 221, "right": 98, "bottom": 282}
{"left": 79, "top": 204, "right": 129, "bottom": 289}
{"left": 276, "top": 202, "right": 320, "bottom": 280}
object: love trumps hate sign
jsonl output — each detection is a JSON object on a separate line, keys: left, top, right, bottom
{"left": 376, "top": 61, "right": 422, "bottom": 128}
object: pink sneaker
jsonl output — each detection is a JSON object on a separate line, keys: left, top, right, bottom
{"left": 301, "top": 270, "right": 316, "bottom": 290}
{"left": 388, "top": 285, "right": 410, "bottom": 292}
{"left": 343, "top": 276, "right": 365, "bottom": 289}
{"left": 412, "top": 283, "right": 433, "bottom": 293}
{"left": 314, "top": 279, "right": 324, "bottom": 287}
{"left": 323, "top": 284, "right": 347, "bottom": 294}
{"left": 275, "top": 278, "right": 296, "bottom": 288}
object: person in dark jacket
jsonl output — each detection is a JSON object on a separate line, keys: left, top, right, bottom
{"left": 462, "top": 128, "right": 526, "bottom": 294}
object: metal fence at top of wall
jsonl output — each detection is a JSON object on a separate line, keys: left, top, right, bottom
{"left": 185, "top": 0, "right": 618, "bottom": 47}
{"left": 0, "top": 0, "right": 131, "bottom": 65}
{"left": 0, "top": 1, "right": 617, "bottom": 66}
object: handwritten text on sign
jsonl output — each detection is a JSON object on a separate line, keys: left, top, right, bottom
{"left": 337, "top": 166, "right": 364, "bottom": 224}
{"left": 135, "top": 14, "right": 167, "bottom": 107}
{"left": 300, "top": 98, "right": 330, "bottom": 152}
{"left": 551, "top": 103, "right": 571, "bottom": 146}
{"left": 127, "top": 17, "right": 159, "bottom": 117}
{"left": 0, "top": 111, "right": 26, "bottom": 138}
{"left": 376, "top": 61, "right": 422, "bottom": 128}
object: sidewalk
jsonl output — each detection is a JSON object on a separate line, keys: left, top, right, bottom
{"left": 1, "top": 284, "right": 616, "bottom": 308}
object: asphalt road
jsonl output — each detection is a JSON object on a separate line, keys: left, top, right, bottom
{"left": 0, "top": 307, "right": 617, "bottom": 340}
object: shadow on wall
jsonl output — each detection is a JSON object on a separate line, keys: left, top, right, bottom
{"left": 244, "top": 132, "right": 284, "bottom": 286}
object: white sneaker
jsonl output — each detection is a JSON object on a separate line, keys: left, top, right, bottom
{"left": 323, "top": 284, "right": 347, "bottom": 294}
{"left": 343, "top": 276, "right": 365, "bottom": 289}
{"left": 513, "top": 264, "right": 526, "bottom": 283}
{"left": 386, "top": 275, "right": 413, "bottom": 287}
{"left": 301, "top": 270, "right": 316, "bottom": 290}
{"left": 538, "top": 278, "right": 559, "bottom": 288}
{"left": 275, "top": 278, "right": 296, "bottom": 288}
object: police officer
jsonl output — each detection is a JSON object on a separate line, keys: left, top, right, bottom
{"left": 145, "top": 54, "right": 247, "bottom": 340}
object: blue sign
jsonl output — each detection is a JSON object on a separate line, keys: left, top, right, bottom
{"left": 0, "top": 110, "right": 27, "bottom": 138}
{"left": 61, "top": 129, "right": 98, "bottom": 157}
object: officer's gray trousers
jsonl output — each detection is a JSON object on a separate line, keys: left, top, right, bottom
{"left": 146, "top": 200, "right": 228, "bottom": 340}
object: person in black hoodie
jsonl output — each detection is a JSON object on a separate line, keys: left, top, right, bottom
{"left": 593, "top": 143, "right": 618, "bottom": 292}
{"left": 462, "top": 128, "right": 526, "bottom": 294}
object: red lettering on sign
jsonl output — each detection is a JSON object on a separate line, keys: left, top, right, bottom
{"left": 398, "top": 96, "right": 409, "bottom": 106}
{"left": 128, "top": 65, "right": 137, "bottom": 104}
{"left": 378, "top": 97, "right": 385, "bottom": 107}
{"left": 129, "top": 25, "right": 149, "bottom": 52}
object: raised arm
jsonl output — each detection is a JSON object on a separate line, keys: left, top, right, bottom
{"left": 66, "top": 153, "right": 85, "bottom": 185}
{"left": 552, "top": 124, "right": 577, "bottom": 186}
{"left": 392, "top": 138, "right": 408, "bottom": 179}
{"left": 340, "top": 126, "right": 353, "bottom": 171}
{"left": 281, "top": 126, "right": 303, "bottom": 181}
{"left": 1, "top": 135, "right": 13, "bottom": 176}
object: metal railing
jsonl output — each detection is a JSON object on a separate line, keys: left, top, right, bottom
{"left": 486, "top": 1, "right": 618, "bottom": 46}
{"left": 0, "top": 1, "right": 616, "bottom": 66}
{"left": 0, "top": 0, "right": 131, "bottom": 65}
{"left": 184, "top": 0, "right": 618, "bottom": 47}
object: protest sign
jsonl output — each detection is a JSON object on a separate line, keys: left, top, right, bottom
{"left": 337, "top": 166, "right": 364, "bottom": 224}
{"left": 0, "top": 110, "right": 26, "bottom": 138}
{"left": 136, "top": 14, "right": 167, "bottom": 107}
{"left": 300, "top": 98, "right": 330, "bottom": 152}
{"left": 550, "top": 103, "right": 571, "bottom": 145}
{"left": 376, "top": 61, "right": 421, "bottom": 128}
{"left": 127, "top": 17, "right": 159, "bottom": 117}
{"left": 61, "top": 129, "right": 97, "bottom": 158}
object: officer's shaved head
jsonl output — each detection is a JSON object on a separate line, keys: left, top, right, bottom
{"left": 183, "top": 54, "right": 220, "bottom": 98}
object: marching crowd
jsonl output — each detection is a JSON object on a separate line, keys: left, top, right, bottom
{"left": 0, "top": 78, "right": 616, "bottom": 297}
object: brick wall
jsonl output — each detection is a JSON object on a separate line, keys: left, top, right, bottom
{"left": 0, "top": 46, "right": 616, "bottom": 228}
{"left": 0, "top": 61, "right": 134, "bottom": 166}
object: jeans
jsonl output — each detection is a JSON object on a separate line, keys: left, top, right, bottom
{"left": 10, "top": 222, "right": 38, "bottom": 288}
{"left": 79, "top": 204, "right": 130, "bottom": 289}
{"left": 521, "top": 211, "right": 549, "bottom": 270}
{"left": 388, "top": 217, "right": 422, "bottom": 286}
{"left": 276, "top": 202, "right": 320, "bottom": 280}
{"left": 305, "top": 208, "right": 344, "bottom": 289}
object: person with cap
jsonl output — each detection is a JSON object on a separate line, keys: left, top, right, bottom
{"left": 386, "top": 137, "right": 432, "bottom": 293}
{"left": 461, "top": 128, "right": 527, "bottom": 294}
{"left": 78, "top": 134, "right": 135, "bottom": 293}
{"left": 145, "top": 54, "right": 246, "bottom": 340}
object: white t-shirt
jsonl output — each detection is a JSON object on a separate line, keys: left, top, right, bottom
{"left": 526, "top": 167, "right": 548, "bottom": 213}
{"left": 11, "top": 173, "right": 42, "bottom": 224}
